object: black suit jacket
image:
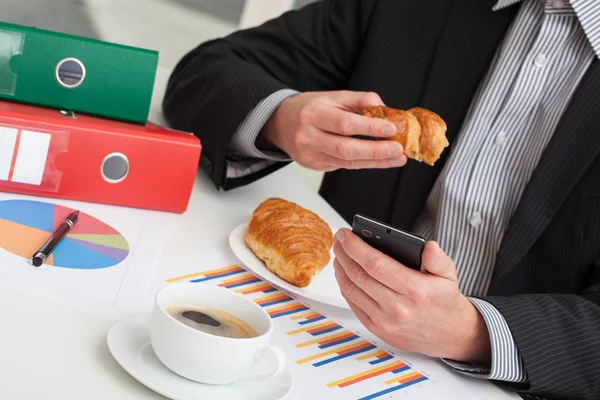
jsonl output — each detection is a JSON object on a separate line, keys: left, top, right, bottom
{"left": 163, "top": 1, "right": 600, "bottom": 398}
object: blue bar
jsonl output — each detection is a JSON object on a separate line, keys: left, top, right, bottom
{"left": 263, "top": 288, "right": 278, "bottom": 293}
{"left": 369, "top": 355, "right": 394, "bottom": 365}
{"left": 299, "top": 315, "right": 327, "bottom": 325}
{"left": 318, "top": 335, "right": 359, "bottom": 349}
{"left": 313, "top": 344, "right": 376, "bottom": 367}
{"left": 225, "top": 278, "right": 261, "bottom": 288}
{"left": 190, "top": 269, "right": 244, "bottom": 282}
{"left": 391, "top": 365, "right": 411, "bottom": 374}
{"left": 358, "top": 376, "right": 429, "bottom": 400}
{"left": 259, "top": 297, "right": 293, "bottom": 307}
{"left": 310, "top": 325, "right": 342, "bottom": 336}
{"left": 270, "top": 306, "right": 309, "bottom": 318}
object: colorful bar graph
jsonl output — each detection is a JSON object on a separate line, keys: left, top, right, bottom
{"left": 254, "top": 292, "right": 294, "bottom": 307}
{"left": 359, "top": 372, "right": 429, "bottom": 400}
{"left": 297, "top": 340, "right": 377, "bottom": 367}
{"left": 234, "top": 282, "right": 277, "bottom": 294}
{"left": 327, "top": 360, "right": 408, "bottom": 388}
{"left": 267, "top": 302, "right": 309, "bottom": 318}
{"left": 218, "top": 273, "right": 261, "bottom": 289}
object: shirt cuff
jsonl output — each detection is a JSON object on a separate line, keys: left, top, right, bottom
{"left": 229, "top": 89, "right": 300, "bottom": 161}
{"left": 441, "top": 297, "right": 528, "bottom": 383}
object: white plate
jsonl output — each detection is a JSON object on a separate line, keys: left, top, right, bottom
{"left": 107, "top": 313, "right": 293, "bottom": 400}
{"left": 229, "top": 223, "right": 350, "bottom": 309}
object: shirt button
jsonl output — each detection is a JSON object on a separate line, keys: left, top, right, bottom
{"left": 496, "top": 131, "right": 508, "bottom": 146}
{"left": 534, "top": 53, "right": 548, "bottom": 68}
{"left": 469, "top": 212, "right": 482, "bottom": 228}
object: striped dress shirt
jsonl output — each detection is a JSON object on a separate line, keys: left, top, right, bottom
{"left": 226, "top": 0, "right": 600, "bottom": 387}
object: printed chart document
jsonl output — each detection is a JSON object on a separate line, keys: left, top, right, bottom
{"left": 148, "top": 248, "right": 518, "bottom": 400}
{"left": 0, "top": 192, "right": 171, "bottom": 319}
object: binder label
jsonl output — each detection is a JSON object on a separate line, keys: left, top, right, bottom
{"left": 11, "top": 130, "right": 51, "bottom": 185}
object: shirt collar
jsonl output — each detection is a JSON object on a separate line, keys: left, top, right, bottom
{"left": 493, "top": 0, "right": 600, "bottom": 58}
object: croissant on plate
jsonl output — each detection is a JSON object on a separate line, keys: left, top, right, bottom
{"left": 362, "top": 105, "right": 449, "bottom": 166}
{"left": 244, "top": 198, "right": 334, "bottom": 287}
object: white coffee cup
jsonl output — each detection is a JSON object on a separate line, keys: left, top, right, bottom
{"left": 150, "top": 282, "right": 286, "bottom": 384}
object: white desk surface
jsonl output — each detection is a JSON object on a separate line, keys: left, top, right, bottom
{"left": 0, "top": 68, "right": 520, "bottom": 400}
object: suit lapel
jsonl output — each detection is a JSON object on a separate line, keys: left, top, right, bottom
{"left": 390, "top": 0, "right": 518, "bottom": 229}
{"left": 490, "top": 60, "right": 600, "bottom": 288}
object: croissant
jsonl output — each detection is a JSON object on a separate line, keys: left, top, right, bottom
{"left": 244, "top": 198, "right": 334, "bottom": 287}
{"left": 362, "top": 106, "right": 449, "bottom": 166}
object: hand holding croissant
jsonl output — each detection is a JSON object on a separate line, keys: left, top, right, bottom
{"left": 362, "top": 106, "right": 449, "bottom": 166}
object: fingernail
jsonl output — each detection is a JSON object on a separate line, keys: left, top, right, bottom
{"left": 388, "top": 145, "right": 403, "bottom": 158}
{"left": 382, "top": 126, "right": 395, "bottom": 137}
{"left": 336, "top": 230, "right": 346, "bottom": 243}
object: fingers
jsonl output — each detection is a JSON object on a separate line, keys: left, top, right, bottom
{"left": 421, "top": 241, "right": 457, "bottom": 281}
{"left": 333, "top": 240, "right": 399, "bottom": 307}
{"left": 345, "top": 297, "right": 378, "bottom": 333}
{"left": 335, "top": 228, "right": 424, "bottom": 296}
{"left": 314, "top": 105, "right": 397, "bottom": 138}
{"left": 334, "top": 259, "right": 382, "bottom": 317}
{"left": 321, "top": 132, "right": 404, "bottom": 161}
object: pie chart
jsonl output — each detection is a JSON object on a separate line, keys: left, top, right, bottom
{"left": 0, "top": 199, "right": 129, "bottom": 269}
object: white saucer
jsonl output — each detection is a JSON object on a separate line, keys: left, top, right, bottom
{"left": 107, "top": 313, "right": 294, "bottom": 400}
{"left": 229, "top": 223, "right": 350, "bottom": 310}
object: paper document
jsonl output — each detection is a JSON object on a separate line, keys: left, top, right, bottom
{"left": 0, "top": 192, "right": 171, "bottom": 319}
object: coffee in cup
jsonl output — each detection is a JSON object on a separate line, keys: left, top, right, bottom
{"left": 151, "top": 283, "right": 286, "bottom": 385}
{"left": 163, "top": 305, "right": 259, "bottom": 339}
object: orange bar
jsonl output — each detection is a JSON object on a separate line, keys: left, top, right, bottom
{"left": 338, "top": 341, "right": 373, "bottom": 355}
{"left": 255, "top": 293, "right": 291, "bottom": 305}
{"left": 204, "top": 265, "right": 243, "bottom": 277}
{"left": 235, "top": 283, "right": 273, "bottom": 294}
{"left": 218, "top": 274, "right": 258, "bottom": 286}
{"left": 384, "top": 371, "right": 423, "bottom": 385}
{"left": 267, "top": 303, "right": 305, "bottom": 316}
{"left": 296, "top": 341, "right": 369, "bottom": 364}
{"left": 306, "top": 322, "right": 339, "bottom": 335}
{"left": 318, "top": 331, "right": 355, "bottom": 346}
{"left": 288, "top": 321, "right": 336, "bottom": 335}
{"left": 296, "top": 331, "right": 352, "bottom": 348}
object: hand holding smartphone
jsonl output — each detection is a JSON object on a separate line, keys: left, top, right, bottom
{"left": 351, "top": 214, "right": 426, "bottom": 271}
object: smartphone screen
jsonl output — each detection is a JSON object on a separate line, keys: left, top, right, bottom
{"left": 351, "top": 214, "right": 425, "bottom": 271}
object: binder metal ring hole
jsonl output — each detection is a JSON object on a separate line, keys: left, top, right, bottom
{"left": 101, "top": 153, "right": 129, "bottom": 184}
{"left": 55, "top": 58, "right": 86, "bottom": 88}
{"left": 59, "top": 110, "right": 77, "bottom": 118}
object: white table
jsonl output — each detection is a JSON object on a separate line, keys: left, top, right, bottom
{"left": 0, "top": 68, "right": 520, "bottom": 400}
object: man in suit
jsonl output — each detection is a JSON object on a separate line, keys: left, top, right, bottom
{"left": 163, "top": 1, "right": 600, "bottom": 398}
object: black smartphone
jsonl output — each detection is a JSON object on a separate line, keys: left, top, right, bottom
{"left": 351, "top": 214, "right": 426, "bottom": 271}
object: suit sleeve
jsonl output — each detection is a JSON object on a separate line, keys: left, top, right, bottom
{"left": 483, "top": 257, "right": 600, "bottom": 400}
{"left": 162, "top": 0, "right": 377, "bottom": 190}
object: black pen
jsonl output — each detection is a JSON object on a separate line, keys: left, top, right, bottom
{"left": 30, "top": 210, "right": 80, "bottom": 267}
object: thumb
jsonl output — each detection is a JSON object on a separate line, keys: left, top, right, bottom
{"left": 421, "top": 241, "right": 457, "bottom": 281}
{"left": 328, "top": 90, "right": 386, "bottom": 112}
